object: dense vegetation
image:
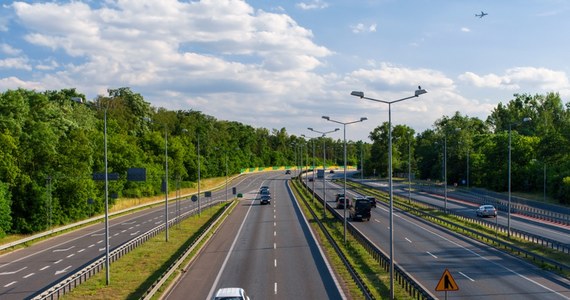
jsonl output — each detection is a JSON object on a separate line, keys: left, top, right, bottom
{"left": 0, "top": 88, "right": 567, "bottom": 236}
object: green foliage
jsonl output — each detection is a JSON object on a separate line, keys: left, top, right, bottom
{"left": 0, "top": 182, "right": 12, "bottom": 237}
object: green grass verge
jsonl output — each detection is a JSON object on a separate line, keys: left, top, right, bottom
{"left": 290, "top": 180, "right": 413, "bottom": 299}
{"left": 344, "top": 180, "right": 570, "bottom": 278}
{"left": 61, "top": 200, "right": 236, "bottom": 300}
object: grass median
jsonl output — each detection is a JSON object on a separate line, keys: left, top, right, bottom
{"left": 290, "top": 179, "right": 412, "bottom": 299}
{"left": 61, "top": 200, "right": 236, "bottom": 300}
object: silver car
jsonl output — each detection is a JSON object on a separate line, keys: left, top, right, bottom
{"left": 476, "top": 205, "right": 497, "bottom": 217}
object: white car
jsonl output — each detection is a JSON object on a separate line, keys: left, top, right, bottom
{"left": 476, "top": 204, "right": 497, "bottom": 217}
{"left": 213, "top": 287, "right": 250, "bottom": 300}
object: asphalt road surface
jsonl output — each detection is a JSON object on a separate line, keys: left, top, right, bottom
{"left": 164, "top": 172, "right": 344, "bottom": 300}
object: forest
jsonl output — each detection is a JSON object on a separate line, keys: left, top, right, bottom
{"left": 0, "top": 87, "right": 568, "bottom": 236}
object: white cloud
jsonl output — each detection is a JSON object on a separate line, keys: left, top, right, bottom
{"left": 459, "top": 67, "right": 570, "bottom": 91}
{"left": 0, "top": 57, "right": 32, "bottom": 70}
{"left": 0, "top": 76, "right": 43, "bottom": 91}
{"left": 461, "top": 27, "right": 470, "bottom": 32}
{"left": 350, "top": 23, "right": 377, "bottom": 34}
{"left": 0, "top": 43, "right": 21, "bottom": 55}
{"left": 296, "top": 0, "right": 329, "bottom": 10}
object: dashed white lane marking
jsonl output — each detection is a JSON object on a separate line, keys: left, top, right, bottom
{"left": 374, "top": 219, "right": 381, "bottom": 223}
{"left": 54, "top": 259, "right": 62, "bottom": 264}
{"left": 130, "top": 231, "right": 140, "bottom": 236}
{"left": 274, "top": 282, "right": 278, "bottom": 295}
{"left": 23, "top": 272, "right": 34, "bottom": 279}
{"left": 66, "top": 254, "right": 74, "bottom": 258}
{"left": 78, "top": 249, "right": 85, "bottom": 253}
{"left": 274, "top": 259, "right": 277, "bottom": 268}
{"left": 427, "top": 252, "right": 438, "bottom": 259}
{"left": 4, "top": 281, "right": 16, "bottom": 287}
{"left": 40, "top": 266, "right": 50, "bottom": 271}
{"left": 405, "top": 237, "right": 412, "bottom": 243}
{"left": 274, "top": 242, "right": 276, "bottom": 249}
{"left": 459, "top": 271, "right": 475, "bottom": 282}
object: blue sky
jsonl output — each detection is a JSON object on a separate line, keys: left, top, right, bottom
{"left": 2, "top": 0, "right": 570, "bottom": 141}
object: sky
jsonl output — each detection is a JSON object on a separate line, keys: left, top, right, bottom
{"left": 1, "top": 0, "right": 570, "bottom": 142}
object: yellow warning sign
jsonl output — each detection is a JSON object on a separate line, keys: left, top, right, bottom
{"left": 435, "top": 269, "right": 459, "bottom": 291}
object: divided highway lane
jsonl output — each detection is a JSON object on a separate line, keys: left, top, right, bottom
{"left": 164, "top": 172, "right": 344, "bottom": 300}
{"left": 314, "top": 175, "right": 570, "bottom": 299}
{"left": 363, "top": 180, "right": 570, "bottom": 245}
{"left": 0, "top": 172, "right": 269, "bottom": 300}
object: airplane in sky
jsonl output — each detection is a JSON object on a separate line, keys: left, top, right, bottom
{"left": 475, "top": 11, "right": 488, "bottom": 18}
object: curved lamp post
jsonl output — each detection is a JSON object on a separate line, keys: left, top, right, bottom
{"left": 308, "top": 127, "right": 340, "bottom": 218}
{"left": 351, "top": 87, "right": 427, "bottom": 300}
{"left": 322, "top": 116, "right": 367, "bottom": 244}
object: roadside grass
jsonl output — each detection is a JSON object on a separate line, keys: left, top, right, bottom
{"left": 290, "top": 179, "right": 412, "bottom": 299}
{"left": 61, "top": 200, "right": 235, "bottom": 300}
{"left": 344, "top": 180, "right": 570, "bottom": 278}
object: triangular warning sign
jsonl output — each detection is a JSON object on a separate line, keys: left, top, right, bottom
{"left": 435, "top": 269, "right": 459, "bottom": 291}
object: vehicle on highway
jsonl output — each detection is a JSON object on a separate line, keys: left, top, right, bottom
{"left": 476, "top": 204, "right": 497, "bottom": 217}
{"left": 329, "top": 169, "right": 335, "bottom": 173}
{"left": 349, "top": 197, "right": 371, "bottom": 221}
{"left": 365, "top": 196, "right": 376, "bottom": 207}
{"left": 213, "top": 287, "right": 250, "bottom": 300}
{"left": 309, "top": 177, "right": 314, "bottom": 182}
{"left": 336, "top": 196, "right": 351, "bottom": 209}
{"left": 285, "top": 169, "right": 291, "bottom": 174}
{"left": 335, "top": 193, "right": 345, "bottom": 201}
{"left": 260, "top": 194, "right": 271, "bottom": 205}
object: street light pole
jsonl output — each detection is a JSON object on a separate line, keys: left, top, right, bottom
{"left": 508, "top": 117, "right": 531, "bottom": 237}
{"left": 308, "top": 127, "right": 340, "bottom": 218}
{"left": 322, "top": 116, "right": 367, "bottom": 244}
{"left": 351, "top": 87, "right": 427, "bottom": 300}
{"left": 73, "top": 96, "right": 112, "bottom": 285}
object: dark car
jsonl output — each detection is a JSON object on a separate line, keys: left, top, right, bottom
{"left": 329, "top": 169, "right": 335, "bottom": 174}
{"left": 260, "top": 195, "right": 271, "bottom": 205}
{"left": 285, "top": 170, "right": 291, "bottom": 174}
{"left": 476, "top": 205, "right": 497, "bottom": 217}
{"left": 308, "top": 177, "right": 314, "bottom": 182}
{"left": 365, "top": 196, "right": 376, "bottom": 207}
{"left": 349, "top": 197, "right": 371, "bottom": 221}
{"left": 336, "top": 196, "right": 351, "bottom": 209}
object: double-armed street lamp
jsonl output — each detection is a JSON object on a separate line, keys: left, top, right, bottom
{"left": 322, "top": 116, "right": 367, "bottom": 244}
{"left": 508, "top": 117, "right": 531, "bottom": 237}
{"left": 351, "top": 87, "right": 427, "bottom": 300}
{"left": 308, "top": 127, "right": 340, "bottom": 218}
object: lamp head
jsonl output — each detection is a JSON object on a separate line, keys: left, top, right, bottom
{"left": 335, "top": 128, "right": 340, "bottom": 132}
{"left": 351, "top": 91, "right": 364, "bottom": 98}
{"left": 308, "top": 127, "right": 313, "bottom": 131}
{"left": 415, "top": 86, "right": 427, "bottom": 97}
{"left": 360, "top": 117, "right": 368, "bottom": 122}
{"left": 71, "top": 97, "right": 83, "bottom": 103}
{"left": 322, "top": 116, "right": 330, "bottom": 120}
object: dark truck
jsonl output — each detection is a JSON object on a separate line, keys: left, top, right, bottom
{"left": 349, "top": 197, "right": 371, "bottom": 221}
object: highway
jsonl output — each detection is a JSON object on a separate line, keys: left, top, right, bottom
{"left": 317, "top": 172, "right": 570, "bottom": 299}
{"left": 361, "top": 179, "right": 570, "bottom": 245}
{"left": 164, "top": 172, "right": 344, "bottom": 299}
{"left": 0, "top": 172, "right": 276, "bottom": 299}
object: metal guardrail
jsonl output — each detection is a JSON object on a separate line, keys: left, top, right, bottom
{"left": 30, "top": 200, "right": 223, "bottom": 300}
{"left": 297, "top": 179, "right": 435, "bottom": 300}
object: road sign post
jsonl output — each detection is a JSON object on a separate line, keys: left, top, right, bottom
{"left": 435, "top": 268, "right": 459, "bottom": 300}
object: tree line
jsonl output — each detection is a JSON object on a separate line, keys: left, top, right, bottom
{"left": 0, "top": 88, "right": 567, "bottom": 236}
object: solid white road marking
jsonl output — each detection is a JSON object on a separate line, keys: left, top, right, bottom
{"left": 53, "top": 246, "right": 75, "bottom": 252}
{"left": 0, "top": 267, "right": 27, "bottom": 275}
{"left": 459, "top": 271, "right": 475, "bottom": 282}
{"left": 55, "top": 265, "right": 72, "bottom": 275}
